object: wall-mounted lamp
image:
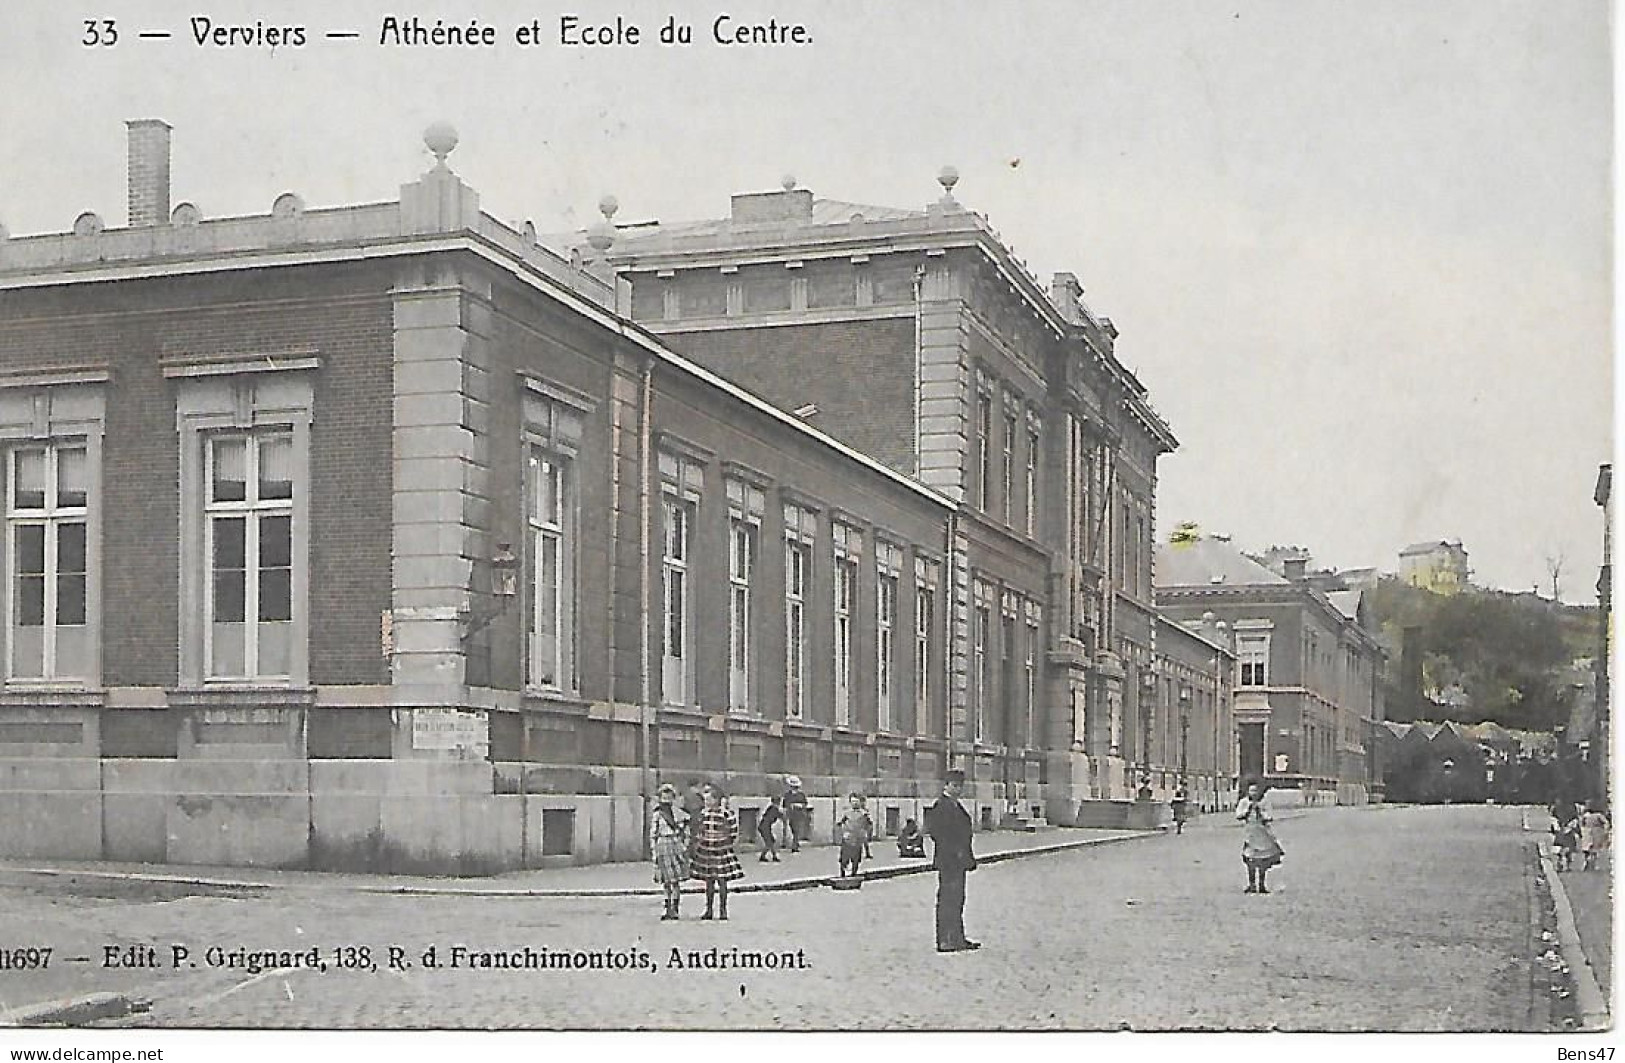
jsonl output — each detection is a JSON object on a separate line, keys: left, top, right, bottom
{"left": 461, "top": 542, "right": 520, "bottom": 638}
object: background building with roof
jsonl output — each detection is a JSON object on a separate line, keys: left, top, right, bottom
{"left": 1155, "top": 534, "right": 1387, "bottom": 805}
{"left": 1398, "top": 540, "right": 1471, "bottom": 595}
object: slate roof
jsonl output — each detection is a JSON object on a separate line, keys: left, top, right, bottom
{"left": 1156, "top": 537, "right": 1288, "bottom": 588}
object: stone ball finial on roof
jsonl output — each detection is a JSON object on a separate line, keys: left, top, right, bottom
{"left": 598, "top": 194, "right": 619, "bottom": 221}
{"left": 938, "top": 165, "right": 960, "bottom": 194}
{"left": 272, "top": 192, "right": 305, "bottom": 219}
{"left": 73, "top": 212, "right": 104, "bottom": 237}
{"left": 781, "top": 174, "right": 797, "bottom": 191}
{"left": 171, "top": 202, "right": 202, "bottom": 227}
{"left": 424, "top": 122, "right": 459, "bottom": 163}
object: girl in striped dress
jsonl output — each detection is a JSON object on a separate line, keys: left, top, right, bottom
{"left": 649, "top": 783, "right": 690, "bottom": 920}
{"left": 690, "top": 784, "right": 744, "bottom": 920}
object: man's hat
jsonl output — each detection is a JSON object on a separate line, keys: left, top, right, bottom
{"left": 944, "top": 769, "right": 966, "bottom": 784}
{"left": 785, "top": 775, "right": 802, "bottom": 788}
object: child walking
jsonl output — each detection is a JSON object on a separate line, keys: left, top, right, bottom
{"left": 836, "top": 793, "right": 874, "bottom": 878}
{"left": 690, "top": 783, "right": 744, "bottom": 919}
{"left": 649, "top": 783, "right": 690, "bottom": 920}
{"left": 758, "top": 795, "right": 784, "bottom": 862}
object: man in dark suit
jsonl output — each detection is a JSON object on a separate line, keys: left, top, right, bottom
{"left": 925, "top": 769, "right": 979, "bottom": 952}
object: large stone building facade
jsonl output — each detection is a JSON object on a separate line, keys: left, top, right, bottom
{"left": 606, "top": 175, "right": 1237, "bottom": 819}
{"left": 0, "top": 124, "right": 1231, "bottom": 871}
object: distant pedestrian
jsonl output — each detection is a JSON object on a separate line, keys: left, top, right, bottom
{"left": 1580, "top": 807, "right": 1610, "bottom": 871}
{"left": 649, "top": 783, "right": 690, "bottom": 920}
{"left": 691, "top": 784, "right": 744, "bottom": 920}
{"left": 782, "top": 775, "right": 810, "bottom": 852}
{"left": 1235, "top": 780, "right": 1284, "bottom": 894}
{"left": 896, "top": 817, "right": 926, "bottom": 858}
{"left": 1551, "top": 801, "right": 1580, "bottom": 872}
{"left": 757, "top": 795, "right": 784, "bottom": 863}
{"left": 926, "top": 769, "right": 979, "bottom": 952}
{"left": 837, "top": 793, "right": 874, "bottom": 877}
{"left": 1170, "top": 786, "right": 1189, "bottom": 835}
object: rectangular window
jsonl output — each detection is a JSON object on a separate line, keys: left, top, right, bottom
{"left": 973, "top": 580, "right": 992, "bottom": 744}
{"left": 1238, "top": 633, "right": 1270, "bottom": 688}
{"left": 1001, "top": 610, "right": 1016, "bottom": 745}
{"left": 784, "top": 502, "right": 816, "bottom": 721}
{"left": 877, "top": 568, "right": 898, "bottom": 732}
{"left": 834, "top": 555, "right": 857, "bottom": 727}
{"left": 527, "top": 448, "right": 573, "bottom": 690}
{"left": 6, "top": 443, "right": 89, "bottom": 681}
{"left": 661, "top": 496, "right": 694, "bottom": 705}
{"left": 204, "top": 432, "right": 293, "bottom": 681}
{"left": 728, "top": 517, "right": 756, "bottom": 713}
{"left": 976, "top": 389, "right": 993, "bottom": 512}
{"left": 1025, "top": 426, "right": 1040, "bottom": 539}
{"left": 915, "top": 569, "right": 935, "bottom": 727}
{"left": 1002, "top": 411, "right": 1017, "bottom": 524}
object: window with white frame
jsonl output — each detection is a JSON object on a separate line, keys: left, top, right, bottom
{"left": 659, "top": 449, "right": 703, "bottom": 706}
{"left": 1001, "top": 409, "right": 1017, "bottom": 524}
{"left": 973, "top": 579, "right": 991, "bottom": 743}
{"left": 522, "top": 382, "right": 586, "bottom": 693}
{"left": 1025, "top": 601, "right": 1041, "bottom": 749}
{"left": 526, "top": 448, "right": 572, "bottom": 690}
{"left": 205, "top": 432, "right": 294, "bottom": 680}
{"left": 975, "top": 376, "right": 993, "bottom": 512}
{"left": 6, "top": 443, "right": 90, "bottom": 681}
{"left": 173, "top": 367, "right": 312, "bottom": 688}
{"left": 1025, "top": 417, "right": 1041, "bottom": 539}
{"left": 1001, "top": 591, "right": 1018, "bottom": 747}
{"left": 1237, "top": 631, "right": 1270, "bottom": 687}
{"left": 783, "top": 503, "right": 816, "bottom": 720}
{"left": 727, "top": 479, "right": 764, "bottom": 714}
{"left": 876, "top": 541, "right": 901, "bottom": 732}
{"left": 915, "top": 557, "right": 937, "bottom": 729}
{"left": 832, "top": 521, "right": 862, "bottom": 727}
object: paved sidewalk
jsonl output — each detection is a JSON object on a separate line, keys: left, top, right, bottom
{"left": 0, "top": 824, "right": 1154, "bottom": 899}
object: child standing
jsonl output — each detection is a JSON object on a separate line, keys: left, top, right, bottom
{"left": 1235, "top": 781, "right": 1284, "bottom": 894}
{"left": 649, "top": 783, "right": 690, "bottom": 920}
{"left": 837, "top": 793, "right": 874, "bottom": 878}
{"left": 690, "top": 784, "right": 744, "bottom": 920}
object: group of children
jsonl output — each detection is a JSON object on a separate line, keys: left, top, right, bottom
{"left": 648, "top": 783, "right": 931, "bottom": 919}
{"left": 1550, "top": 800, "right": 1611, "bottom": 872}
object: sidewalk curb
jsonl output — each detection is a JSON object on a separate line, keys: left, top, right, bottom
{"left": 1536, "top": 841, "right": 1610, "bottom": 1030}
{"left": 1, "top": 991, "right": 149, "bottom": 1028}
{"left": 4, "top": 830, "right": 1160, "bottom": 901}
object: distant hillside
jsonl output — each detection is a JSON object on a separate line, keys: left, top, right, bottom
{"left": 1366, "top": 578, "right": 1597, "bottom": 731}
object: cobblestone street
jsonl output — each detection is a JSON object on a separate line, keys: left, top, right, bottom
{"left": 0, "top": 805, "right": 1569, "bottom": 1031}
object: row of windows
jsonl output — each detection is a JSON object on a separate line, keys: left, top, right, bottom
{"left": 4, "top": 433, "right": 295, "bottom": 685}
{"left": 972, "top": 375, "right": 1041, "bottom": 538}
{"left": 651, "top": 456, "right": 945, "bottom": 729}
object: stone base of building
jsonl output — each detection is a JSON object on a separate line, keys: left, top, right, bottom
{"left": 0, "top": 755, "right": 1084, "bottom": 875}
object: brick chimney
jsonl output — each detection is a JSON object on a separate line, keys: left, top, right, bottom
{"left": 1282, "top": 557, "right": 1308, "bottom": 580}
{"left": 126, "top": 119, "right": 172, "bottom": 228}
{"left": 730, "top": 179, "right": 814, "bottom": 226}
{"left": 1050, "top": 272, "right": 1084, "bottom": 324}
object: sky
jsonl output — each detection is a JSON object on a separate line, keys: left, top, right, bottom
{"left": 0, "top": 0, "right": 1612, "bottom": 598}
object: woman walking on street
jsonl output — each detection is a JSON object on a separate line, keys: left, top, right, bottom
{"left": 691, "top": 783, "right": 745, "bottom": 919}
{"left": 1580, "top": 805, "right": 1610, "bottom": 871}
{"left": 1236, "top": 780, "right": 1284, "bottom": 894}
{"left": 649, "top": 783, "right": 690, "bottom": 920}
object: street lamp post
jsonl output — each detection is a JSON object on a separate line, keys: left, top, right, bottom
{"left": 1140, "top": 668, "right": 1156, "bottom": 798}
{"left": 1179, "top": 683, "right": 1192, "bottom": 784}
